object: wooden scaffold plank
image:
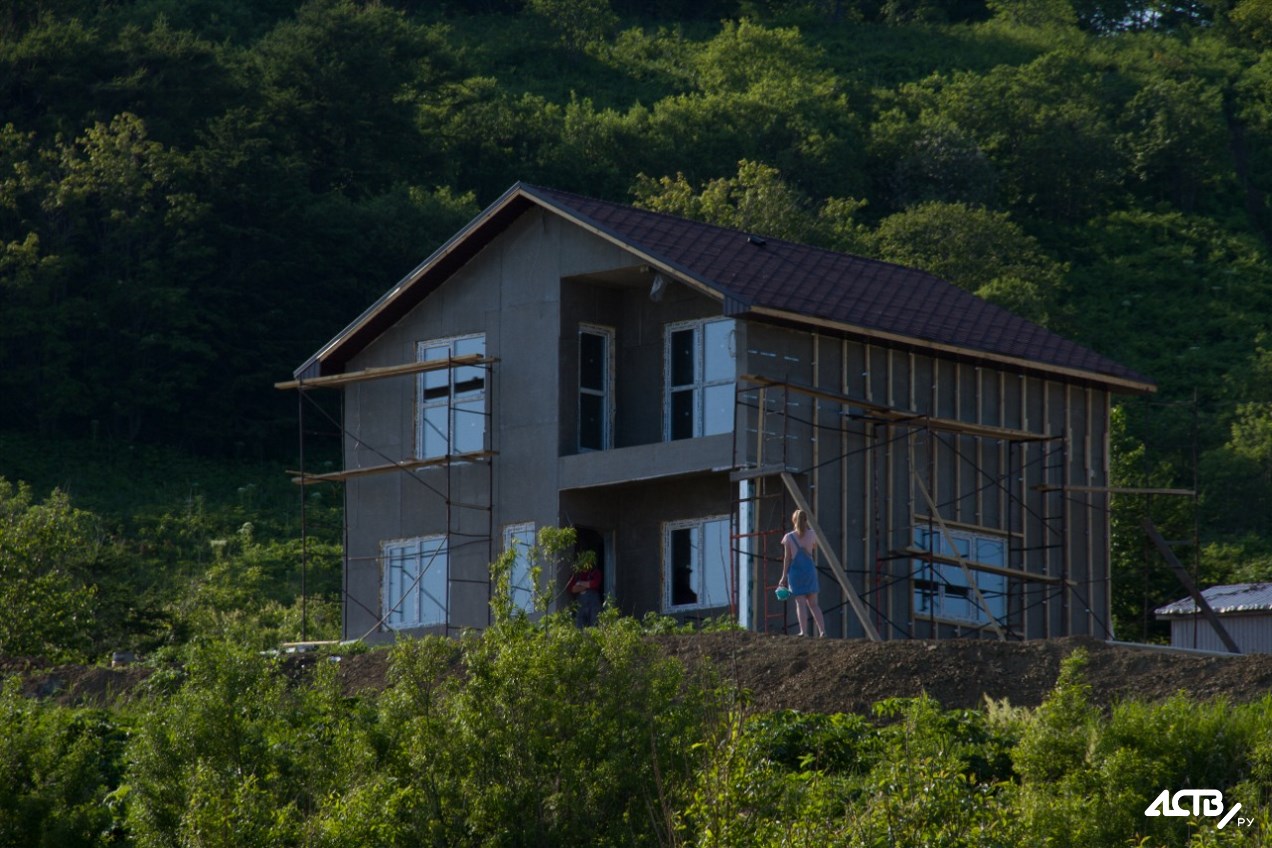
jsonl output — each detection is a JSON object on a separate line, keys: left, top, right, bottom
{"left": 288, "top": 450, "right": 496, "bottom": 485}
{"left": 275, "top": 355, "right": 495, "bottom": 391}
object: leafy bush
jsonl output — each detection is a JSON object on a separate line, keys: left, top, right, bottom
{"left": 122, "top": 641, "right": 370, "bottom": 848}
{"left": 0, "top": 480, "right": 103, "bottom": 661}
{"left": 0, "top": 679, "right": 125, "bottom": 848}
{"left": 1012, "top": 649, "right": 1272, "bottom": 847}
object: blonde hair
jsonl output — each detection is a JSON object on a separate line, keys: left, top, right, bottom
{"left": 792, "top": 509, "right": 809, "bottom": 534}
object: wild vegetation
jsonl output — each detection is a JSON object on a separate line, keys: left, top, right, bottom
{"left": 7, "top": 2, "right": 1272, "bottom": 843}
{"left": 2, "top": 612, "right": 1271, "bottom": 847}
{"left": 5, "top": 0, "right": 1272, "bottom": 654}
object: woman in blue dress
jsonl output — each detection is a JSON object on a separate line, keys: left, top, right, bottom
{"left": 778, "top": 509, "right": 826, "bottom": 637}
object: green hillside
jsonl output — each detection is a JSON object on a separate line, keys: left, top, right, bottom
{"left": 5, "top": 0, "right": 1272, "bottom": 654}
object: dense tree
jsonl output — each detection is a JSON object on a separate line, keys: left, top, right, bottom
{"left": 0, "top": 480, "right": 100, "bottom": 660}
{"left": 868, "top": 201, "right": 1065, "bottom": 323}
{"left": 0, "top": 113, "right": 213, "bottom": 442}
{"left": 5, "top": 0, "right": 1272, "bottom": 636}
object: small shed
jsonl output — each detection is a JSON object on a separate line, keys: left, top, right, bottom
{"left": 1155, "top": 583, "right": 1272, "bottom": 653}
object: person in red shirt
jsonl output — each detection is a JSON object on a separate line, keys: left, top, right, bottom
{"left": 566, "top": 555, "right": 602, "bottom": 628}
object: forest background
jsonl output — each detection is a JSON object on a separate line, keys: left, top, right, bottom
{"left": 6, "top": 0, "right": 1272, "bottom": 658}
{"left": 9, "top": 2, "right": 1272, "bottom": 846}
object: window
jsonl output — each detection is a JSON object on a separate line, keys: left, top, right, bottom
{"left": 383, "top": 536, "right": 448, "bottom": 629}
{"left": 665, "top": 318, "right": 735, "bottom": 440}
{"left": 417, "top": 334, "right": 486, "bottom": 459}
{"left": 578, "top": 325, "right": 613, "bottom": 451}
{"left": 664, "top": 516, "right": 731, "bottom": 611}
{"left": 911, "top": 526, "right": 1006, "bottom": 626}
{"left": 502, "top": 522, "right": 537, "bottom": 613}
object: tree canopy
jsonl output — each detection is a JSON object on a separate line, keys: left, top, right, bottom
{"left": 4, "top": 0, "right": 1272, "bottom": 641}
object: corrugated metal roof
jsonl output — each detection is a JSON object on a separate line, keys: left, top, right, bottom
{"left": 1155, "top": 583, "right": 1272, "bottom": 617}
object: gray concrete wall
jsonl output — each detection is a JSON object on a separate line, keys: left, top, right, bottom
{"left": 342, "top": 209, "right": 638, "bottom": 640}
{"left": 559, "top": 275, "right": 725, "bottom": 452}
{"left": 340, "top": 210, "right": 748, "bottom": 640}
{"left": 560, "top": 473, "right": 734, "bottom": 621}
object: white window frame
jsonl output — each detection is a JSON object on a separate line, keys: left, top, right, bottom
{"left": 578, "top": 324, "right": 614, "bottom": 452}
{"left": 502, "top": 522, "right": 537, "bottom": 613}
{"left": 663, "top": 318, "right": 736, "bottom": 441}
{"left": 911, "top": 526, "right": 1007, "bottom": 626}
{"left": 382, "top": 535, "right": 448, "bottom": 629}
{"left": 416, "top": 333, "right": 486, "bottom": 460}
{"left": 663, "top": 515, "right": 732, "bottom": 612}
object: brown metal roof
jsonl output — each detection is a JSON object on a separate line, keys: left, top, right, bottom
{"left": 296, "top": 182, "right": 1153, "bottom": 392}
{"left": 523, "top": 184, "right": 1153, "bottom": 391}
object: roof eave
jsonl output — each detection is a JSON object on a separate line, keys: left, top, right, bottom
{"left": 294, "top": 183, "right": 750, "bottom": 380}
{"left": 746, "top": 305, "right": 1157, "bottom": 395}
{"left": 293, "top": 182, "right": 534, "bottom": 379}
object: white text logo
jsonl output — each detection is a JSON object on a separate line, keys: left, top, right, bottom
{"left": 1144, "top": 789, "right": 1245, "bottom": 829}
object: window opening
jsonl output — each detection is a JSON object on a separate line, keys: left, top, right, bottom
{"left": 664, "top": 515, "right": 731, "bottom": 611}
{"left": 578, "top": 325, "right": 613, "bottom": 451}
{"left": 911, "top": 526, "right": 1006, "bottom": 625}
{"left": 502, "top": 522, "right": 537, "bottom": 613}
{"left": 417, "top": 334, "right": 486, "bottom": 459}
{"left": 665, "top": 318, "right": 735, "bottom": 440}
{"left": 383, "top": 535, "right": 448, "bottom": 629}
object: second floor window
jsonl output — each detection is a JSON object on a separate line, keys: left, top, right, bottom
{"left": 664, "top": 318, "right": 735, "bottom": 441}
{"left": 417, "top": 334, "right": 485, "bottom": 459}
{"left": 579, "top": 325, "right": 613, "bottom": 451}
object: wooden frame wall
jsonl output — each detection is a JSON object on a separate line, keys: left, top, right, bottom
{"left": 736, "top": 330, "right": 1116, "bottom": 642}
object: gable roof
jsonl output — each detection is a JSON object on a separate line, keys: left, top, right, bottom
{"left": 295, "top": 182, "right": 1154, "bottom": 393}
{"left": 1156, "top": 583, "right": 1272, "bottom": 617}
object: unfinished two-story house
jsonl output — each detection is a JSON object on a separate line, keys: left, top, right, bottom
{"left": 283, "top": 182, "right": 1155, "bottom": 643}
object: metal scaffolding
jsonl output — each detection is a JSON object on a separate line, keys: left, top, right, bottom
{"left": 730, "top": 374, "right": 1080, "bottom": 642}
{"left": 277, "top": 355, "right": 497, "bottom": 639}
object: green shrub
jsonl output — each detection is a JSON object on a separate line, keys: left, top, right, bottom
{"left": 122, "top": 641, "right": 375, "bottom": 848}
{"left": 0, "top": 679, "right": 125, "bottom": 848}
{"left": 1012, "top": 649, "right": 1272, "bottom": 847}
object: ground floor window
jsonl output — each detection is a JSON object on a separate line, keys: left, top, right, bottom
{"left": 502, "top": 522, "right": 537, "bottom": 613}
{"left": 911, "top": 525, "right": 1006, "bottom": 626}
{"left": 383, "top": 535, "right": 448, "bottom": 629}
{"left": 663, "top": 515, "right": 731, "bottom": 612}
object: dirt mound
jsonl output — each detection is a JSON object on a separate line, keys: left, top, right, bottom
{"left": 656, "top": 632, "right": 1272, "bottom": 713}
{"left": 321, "top": 633, "right": 1272, "bottom": 713}
{"left": 14, "top": 662, "right": 154, "bottom": 706}
{"left": 11, "top": 634, "right": 1272, "bottom": 712}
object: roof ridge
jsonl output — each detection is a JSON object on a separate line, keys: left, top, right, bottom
{"left": 298, "top": 180, "right": 1154, "bottom": 391}
{"left": 522, "top": 182, "right": 941, "bottom": 281}
{"left": 521, "top": 184, "right": 1096, "bottom": 363}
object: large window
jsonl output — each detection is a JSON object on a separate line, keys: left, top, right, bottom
{"left": 502, "top": 522, "right": 537, "bottom": 613}
{"left": 664, "top": 516, "right": 731, "bottom": 611}
{"left": 911, "top": 526, "right": 1006, "bottom": 626}
{"left": 417, "top": 334, "right": 486, "bottom": 459}
{"left": 664, "top": 318, "right": 735, "bottom": 440}
{"left": 578, "top": 325, "right": 613, "bottom": 451}
{"left": 383, "top": 535, "right": 448, "bottom": 629}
